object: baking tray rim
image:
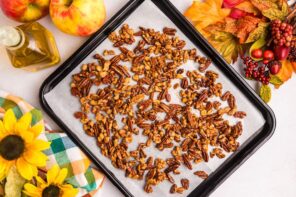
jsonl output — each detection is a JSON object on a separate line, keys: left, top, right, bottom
{"left": 39, "top": 0, "right": 276, "bottom": 196}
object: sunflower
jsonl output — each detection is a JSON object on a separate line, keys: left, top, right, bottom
{"left": 23, "top": 165, "right": 79, "bottom": 197}
{"left": 0, "top": 109, "right": 50, "bottom": 181}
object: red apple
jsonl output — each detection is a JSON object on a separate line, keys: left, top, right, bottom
{"left": 0, "top": 0, "right": 50, "bottom": 22}
{"left": 50, "top": 0, "right": 106, "bottom": 36}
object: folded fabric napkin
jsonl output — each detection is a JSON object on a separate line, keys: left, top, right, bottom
{"left": 0, "top": 89, "right": 105, "bottom": 196}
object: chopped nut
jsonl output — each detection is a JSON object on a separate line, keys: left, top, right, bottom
{"left": 103, "top": 50, "right": 115, "bottom": 56}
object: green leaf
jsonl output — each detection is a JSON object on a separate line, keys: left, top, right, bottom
{"left": 259, "top": 84, "right": 272, "bottom": 103}
{"left": 245, "top": 22, "right": 269, "bottom": 43}
{"left": 269, "top": 75, "right": 283, "bottom": 86}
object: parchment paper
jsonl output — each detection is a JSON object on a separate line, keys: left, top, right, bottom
{"left": 44, "top": 1, "right": 265, "bottom": 196}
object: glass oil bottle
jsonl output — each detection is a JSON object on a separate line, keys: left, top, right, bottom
{"left": 0, "top": 22, "right": 60, "bottom": 71}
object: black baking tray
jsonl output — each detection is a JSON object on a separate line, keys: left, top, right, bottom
{"left": 39, "top": 0, "right": 276, "bottom": 196}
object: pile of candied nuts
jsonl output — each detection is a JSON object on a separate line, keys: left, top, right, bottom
{"left": 70, "top": 24, "right": 246, "bottom": 194}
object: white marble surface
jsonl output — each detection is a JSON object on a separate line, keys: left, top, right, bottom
{"left": 0, "top": 1, "right": 296, "bottom": 197}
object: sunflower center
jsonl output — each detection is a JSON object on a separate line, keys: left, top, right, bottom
{"left": 42, "top": 185, "right": 61, "bottom": 197}
{"left": 0, "top": 135, "right": 25, "bottom": 160}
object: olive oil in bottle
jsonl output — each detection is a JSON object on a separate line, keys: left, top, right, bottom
{"left": 0, "top": 22, "right": 60, "bottom": 71}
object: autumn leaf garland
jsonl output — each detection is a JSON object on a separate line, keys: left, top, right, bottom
{"left": 184, "top": 0, "right": 289, "bottom": 64}
{"left": 184, "top": 0, "right": 296, "bottom": 103}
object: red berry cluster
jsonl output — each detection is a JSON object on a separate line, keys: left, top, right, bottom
{"left": 291, "top": 40, "right": 296, "bottom": 48}
{"left": 271, "top": 19, "right": 293, "bottom": 47}
{"left": 288, "top": 47, "right": 296, "bottom": 62}
{"left": 242, "top": 57, "right": 270, "bottom": 85}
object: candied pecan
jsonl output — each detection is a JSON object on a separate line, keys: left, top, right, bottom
{"left": 182, "top": 154, "right": 192, "bottom": 170}
{"left": 70, "top": 24, "right": 245, "bottom": 195}
{"left": 176, "top": 187, "right": 185, "bottom": 194}
{"left": 181, "top": 77, "right": 189, "bottom": 89}
{"left": 166, "top": 173, "right": 175, "bottom": 184}
{"left": 144, "top": 184, "right": 153, "bottom": 193}
{"left": 234, "top": 111, "right": 247, "bottom": 119}
{"left": 163, "top": 27, "right": 177, "bottom": 36}
{"left": 181, "top": 178, "right": 189, "bottom": 189}
{"left": 74, "top": 111, "right": 86, "bottom": 119}
{"left": 170, "top": 184, "right": 177, "bottom": 193}
{"left": 194, "top": 171, "right": 208, "bottom": 179}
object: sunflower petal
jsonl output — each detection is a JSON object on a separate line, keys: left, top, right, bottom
{"left": 0, "top": 121, "right": 5, "bottom": 137}
{"left": 16, "top": 157, "right": 35, "bottom": 180}
{"left": 17, "top": 112, "right": 32, "bottom": 131}
{"left": 27, "top": 140, "right": 51, "bottom": 151}
{"left": 3, "top": 109, "right": 16, "bottom": 132}
{"left": 19, "top": 130, "right": 34, "bottom": 143}
{"left": 0, "top": 157, "right": 11, "bottom": 181}
{"left": 23, "top": 150, "right": 48, "bottom": 167}
{"left": 0, "top": 158, "right": 5, "bottom": 172}
{"left": 23, "top": 183, "right": 42, "bottom": 197}
{"left": 15, "top": 122, "right": 30, "bottom": 135}
{"left": 47, "top": 165, "right": 59, "bottom": 184}
{"left": 54, "top": 168, "right": 68, "bottom": 184}
{"left": 35, "top": 176, "right": 46, "bottom": 185}
{"left": 32, "top": 165, "right": 38, "bottom": 179}
{"left": 61, "top": 189, "right": 79, "bottom": 197}
{"left": 0, "top": 170, "right": 6, "bottom": 182}
{"left": 29, "top": 124, "right": 44, "bottom": 139}
{"left": 59, "top": 184, "right": 79, "bottom": 197}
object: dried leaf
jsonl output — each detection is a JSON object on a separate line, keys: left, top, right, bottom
{"left": 184, "top": 0, "right": 231, "bottom": 35}
{"left": 4, "top": 166, "right": 25, "bottom": 197}
{"left": 292, "top": 62, "right": 296, "bottom": 72}
{"left": 224, "top": 16, "right": 261, "bottom": 43}
{"left": 234, "top": 1, "right": 260, "bottom": 15}
{"left": 245, "top": 22, "right": 269, "bottom": 43}
{"left": 204, "top": 25, "right": 242, "bottom": 63}
{"left": 250, "top": 0, "right": 289, "bottom": 20}
{"left": 259, "top": 85, "right": 271, "bottom": 103}
{"left": 269, "top": 75, "right": 283, "bottom": 86}
{"left": 276, "top": 59, "right": 294, "bottom": 83}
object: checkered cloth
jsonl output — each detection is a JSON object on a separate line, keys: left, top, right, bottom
{"left": 39, "top": 133, "right": 104, "bottom": 196}
{"left": 0, "top": 89, "right": 105, "bottom": 196}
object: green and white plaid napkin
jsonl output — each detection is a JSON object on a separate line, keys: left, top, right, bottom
{"left": 0, "top": 89, "right": 105, "bottom": 196}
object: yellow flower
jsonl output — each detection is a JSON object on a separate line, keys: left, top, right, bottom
{"left": 23, "top": 165, "right": 79, "bottom": 197}
{"left": 0, "top": 109, "right": 50, "bottom": 181}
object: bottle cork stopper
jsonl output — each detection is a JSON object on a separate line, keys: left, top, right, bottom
{"left": 0, "top": 26, "right": 21, "bottom": 47}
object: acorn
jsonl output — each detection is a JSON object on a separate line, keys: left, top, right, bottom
{"left": 268, "top": 60, "right": 282, "bottom": 75}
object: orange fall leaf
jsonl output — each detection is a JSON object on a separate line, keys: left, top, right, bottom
{"left": 276, "top": 60, "right": 294, "bottom": 83}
